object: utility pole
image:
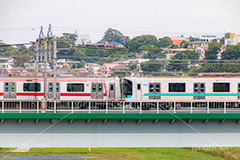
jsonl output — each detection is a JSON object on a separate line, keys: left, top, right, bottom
{"left": 53, "top": 35, "right": 57, "bottom": 101}
{"left": 35, "top": 24, "right": 56, "bottom": 112}
{"left": 35, "top": 26, "right": 44, "bottom": 72}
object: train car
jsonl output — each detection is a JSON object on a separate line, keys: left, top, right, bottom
{"left": 123, "top": 74, "right": 240, "bottom": 103}
{"left": 0, "top": 76, "right": 121, "bottom": 101}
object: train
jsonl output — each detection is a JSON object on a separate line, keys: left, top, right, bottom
{"left": 1, "top": 73, "right": 240, "bottom": 112}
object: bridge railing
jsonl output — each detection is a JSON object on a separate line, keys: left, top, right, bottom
{"left": 1, "top": 101, "right": 240, "bottom": 113}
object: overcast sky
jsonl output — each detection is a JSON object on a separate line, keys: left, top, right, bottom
{"left": 0, "top": 0, "right": 240, "bottom": 44}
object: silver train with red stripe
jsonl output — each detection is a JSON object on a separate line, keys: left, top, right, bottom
{"left": 1, "top": 77, "right": 121, "bottom": 101}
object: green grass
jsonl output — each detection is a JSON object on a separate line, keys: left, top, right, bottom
{"left": 7, "top": 148, "right": 228, "bottom": 160}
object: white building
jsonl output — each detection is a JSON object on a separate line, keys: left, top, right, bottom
{"left": 0, "top": 57, "right": 15, "bottom": 71}
{"left": 24, "top": 62, "right": 51, "bottom": 71}
{"left": 84, "top": 63, "right": 101, "bottom": 75}
{"left": 195, "top": 47, "right": 205, "bottom": 60}
{"left": 225, "top": 36, "right": 240, "bottom": 46}
{"left": 200, "top": 35, "right": 220, "bottom": 42}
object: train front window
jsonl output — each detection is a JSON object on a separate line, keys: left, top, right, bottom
{"left": 67, "top": 83, "right": 84, "bottom": 92}
{"left": 123, "top": 79, "right": 132, "bottom": 96}
{"left": 213, "top": 83, "right": 229, "bottom": 92}
{"left": 5, "top": 83, "right": 9, "bottom": 92}
{"left": 23, "top": 83, "right": 41, "bottom": 92}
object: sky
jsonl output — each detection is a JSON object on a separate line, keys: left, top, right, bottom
{"left": 0, "top": 0, "right": 240, "bottom": 44}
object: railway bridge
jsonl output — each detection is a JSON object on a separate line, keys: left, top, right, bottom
{"left": 0, "top": 100, "right": 240, "bottom": 148}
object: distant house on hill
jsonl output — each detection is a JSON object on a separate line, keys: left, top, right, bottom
{"left": 188, "top": 41, "right": 209, "bottom": 50}
{"left": 86, "top": 41, "right": 124, "bottom": 49}
{"left": 111, "top": 65, "right": 131, "bottom": 72}
{"left": 100, "top": 63, "right": 119, "bottom": 76}
{"left": 0, "top": 57, "right": 15, "bottom": 71}
{"left": 171, "top": 38, "right": 189, "bottom": 47}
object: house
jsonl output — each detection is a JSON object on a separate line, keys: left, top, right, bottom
{"left": 137, "top": 50, "right": 148, "bottom": 58}
{"left": 111, "top": 65, "right": 131, "bottom": 72}
{"left": 166, "top": 49, "right": 194, "bottom": 60}
{"left": 166, "top": 52, "right": 176, "bottom": 60}
{"left": 24, "top": 62, "right": 51, "bottom": 71}
{"left": 195, "top": 47, "right": 205, "bottom": 60}
{"left": 86, "top": 41, "right": 124, "bottom": 49}
{"left": 200, "top": 35, "right": 220, "bottom": 42}
{"left": 100, "top": 63, "right": 119, "bottom": 76}
{"left": 11, "top": 67, "right": 28, "bottom": 72}
{"left": 188, "top": 41, "right": 209, "bottom": 50}
{"left": 171, "top": 38, "right": 189, "bottom": 47}
{"left": 84, "top": 63, "right": 101, "bottom": 75}
{"left": 0, "top": 57, "right": 15, "bottom": 71}
{"left": 225, "top": 35, "right": 240, "bottom": 46}
{"left": 57, "top": 69, "right": 72, "bottom": 76}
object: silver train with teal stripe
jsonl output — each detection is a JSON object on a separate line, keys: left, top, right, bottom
{"left": 123, "top": 73, "right": 240, "bottom": 111}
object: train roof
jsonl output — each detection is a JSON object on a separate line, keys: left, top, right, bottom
{"left": 125, "top": 73, "right": 240, "bottom": 79}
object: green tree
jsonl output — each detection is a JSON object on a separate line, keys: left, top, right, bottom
{"left": 166, "top": 50, "right": 199, "bottom": 72}
{"left": 101, "top": 28, "right": 129, "bottom": 46}
{"left": 158, "top": 37, "right": 172, "bottom": 48}
{"left": 128, "top": 35, "right": 158, "bottom": 52}
{"left": 86, "top": 45, "right": 99, "bottom": 57}
{"left": 221, "top": 44, "right": 240, "bottom": 60}
{"left": 204, "top": 42, "right": 222, "bottom": 60}
{"left": 141, "top": 60, "right": 163, "bottom": 72}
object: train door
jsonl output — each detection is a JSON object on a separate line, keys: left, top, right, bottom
{"left": 149, "top": 83, "right": 154, "bottom": 100}
{"left": 91, "top": 83, "right": 104, "bottom": 99}
{"left": 193, "top": 83, "right": 205, "bottom": 100}
{"left": 48, "top": 82, "right": 60, "bottom": 99}
{"left": 136, "top": 83, "right": 142, "bottom": 100}
{"left": 238, "top": 83, "right": 240, "bottom": 99}
{"left": 149, "top": 83, "right": 161, "bottom": 100}
{"left": 4, "top": 82, "right": 16, "bottom": 99}
{"left": 155, "top": 83, "right": 161, "bottom": 100}
{"left": 109, "top": 83, "right": 115, "bottom": 99}
{"left": 97, "top": 83, "right": 103, "bottom": 99}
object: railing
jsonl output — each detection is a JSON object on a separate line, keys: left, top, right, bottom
{"left": 1, "top": 101, "right": 240, "bottom": 113}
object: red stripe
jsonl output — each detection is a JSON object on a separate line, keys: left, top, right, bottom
{"left": 0, "top": 93, "right": 3, "bottom": 96}
{"left": 17, "top": 93, "right": 44, "bottom": 96}
{"left": 60, "top": 93, "right": 91, "bottom": 96}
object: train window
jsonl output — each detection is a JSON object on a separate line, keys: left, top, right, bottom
{"left": 11, "top": 83, "right": 15, "bottom": 92}
{"left": 123, "top": 79, "right": 132, "bottom": 96}
{"left": 5, "top": 82, "right": 9, "bottom": 92}
{"left": 98, "top": 83, "right": 103, "bottom": 92}
{"left": 169, "top": 83, "right": 185, "bottom": 92}
{"left": 149, "top": 83, "right": 154, "bottom": 92}
{"left": 23, "top": 83, "right": 41, "bottom": 92}
{"left": 49, "top": 83, "right": 53, "bottom": 92}
{"left": 238, "top": 83, "right": 240, "bottom": 92}
{"left": 110, "top": 84, "right": 114, "bottom": 91}
{"left": 56, "top": 83, "right": 60, "bottom": 92}
{"left": 67, "top": 83, "right": 84, "bottom": 92}
{"left": 92, "top": 83, "right": 96, "bottom": 92}
{"left": 213, "top": 83, "right": 229, "bottom": 92}
{"left": 156, "top": 83, "right": 160, "bottom": 92}
{"left": 137, "top": 84, "right": 141, "bottom": 90}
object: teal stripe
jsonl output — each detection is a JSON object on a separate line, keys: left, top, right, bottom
{"left": 144, "top": 93, "right": 240, "bottom": 96}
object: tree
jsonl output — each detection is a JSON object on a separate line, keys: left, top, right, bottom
{"left": 86, "top": 45, "right": 99, "bottom": 57}
{"left": 101, "top": 28, "right": 129, "bottom": 46}
{"left": 141, "top": 60, "right": 163, "bottom": 72}
{"left": 128, "top": 35, "right": 158, "bottom": 52}
{"left": 221, "top": 44, "right": 240, "bottom": 60}
{"left": 204, "top": 42, "right": 222, "bottom": 60}
{"left": 158, "top": 37, "right": 172, "bottom": 48}
{"left": 199, "top": 42, "right": 222, "bottom": 72}
{"left": 166, "top": 50, "right": 199, "bottom": 72}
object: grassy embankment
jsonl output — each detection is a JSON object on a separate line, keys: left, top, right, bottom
{"left": 1, "top": 147, "right": 240, "bottom": 160}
